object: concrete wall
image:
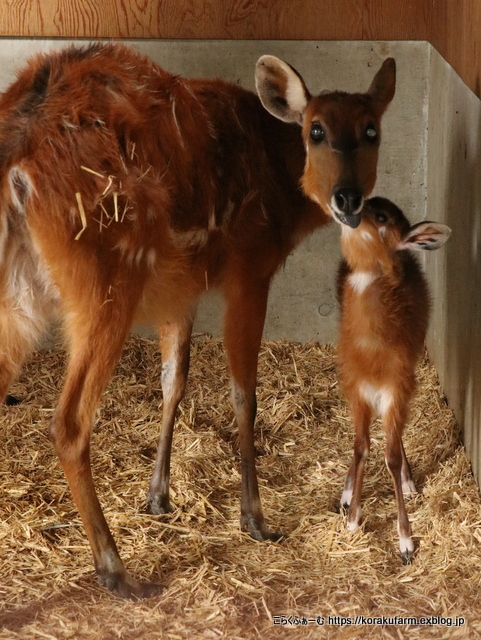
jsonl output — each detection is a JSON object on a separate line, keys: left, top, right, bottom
{"left": 425, "top": 46, "right": 481, "bottom": 485}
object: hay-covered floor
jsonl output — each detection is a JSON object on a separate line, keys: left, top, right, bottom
{"left": 0, "top": 335, "right": 479, "bottom": 639}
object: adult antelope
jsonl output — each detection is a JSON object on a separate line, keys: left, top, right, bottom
{"left": 337, "top": 198, "right": 450, "bottom": 563}
{"left": 0, "top": 44, "right": 395, "bottom": 597}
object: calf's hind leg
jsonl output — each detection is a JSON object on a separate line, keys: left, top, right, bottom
{"left": 383, "top": 403, "right": 414, "bottom": 564}
{"left": 341, "top": 395, "right": 372, "bottom": 531}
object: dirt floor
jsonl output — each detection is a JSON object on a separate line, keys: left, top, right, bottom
{"left": 0, "top": 335, "right": 480, "bottom": 639}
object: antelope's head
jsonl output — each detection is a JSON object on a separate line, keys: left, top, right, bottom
{"left": 255, "top": 55, "right": 396, "bottom": 228}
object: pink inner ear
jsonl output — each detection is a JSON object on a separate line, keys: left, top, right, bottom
{"left": 413, "top": 231, "right": 437, "bottom": 242}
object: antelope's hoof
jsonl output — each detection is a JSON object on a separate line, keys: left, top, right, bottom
{"left": 400, "top": 549, "right": 414, "bottom": 565}
{"left": 5, "top": 395, "right": 20, "bottom": 406}
{"left": 147, "top": 492, "right": 174, "bottom": 515}
{"left": 241, "top": 514, "right": 283, "bottom": 542}
{"left": 98, "top": 570, "right": 163, "bottom": 600}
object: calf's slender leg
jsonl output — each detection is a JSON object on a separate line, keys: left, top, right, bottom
{"left": 341, "top": 395, "right": 372, "bottom": 530}
{"left": 384, "top": 403, "right": 414, "bottom": 564}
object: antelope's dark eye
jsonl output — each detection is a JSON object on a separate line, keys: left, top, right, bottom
{"left": 376, "top": 212, "right": 387, "bottom": 223}
{"left": 365, "top": 125, "right": 377, "bottom": 141}
{"left": 310, "top": 122, "right": 325, "bottom": 143}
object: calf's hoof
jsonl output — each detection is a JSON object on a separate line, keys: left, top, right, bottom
{"left": 399, "top": 535, "right": 415, "bottom": 565}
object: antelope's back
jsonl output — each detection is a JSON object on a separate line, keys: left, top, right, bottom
{"left": 0, "top": 45, "right": 312, "bottom": 303}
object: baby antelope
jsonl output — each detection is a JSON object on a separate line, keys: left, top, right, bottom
{"left": 336, "top": 197, "right": 451, "bottom": 563}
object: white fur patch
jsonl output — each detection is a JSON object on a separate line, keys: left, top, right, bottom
{"left": 330, "top": 194, "right": 363, "bottom": 219}
{"left": 378, "top": 226, "right": 387, "bottom": 238}
{"left": 359, "top": 382, "right": 393, "bottom": 417}
{"left": 341, "top": 487, "right": 353, "bottom": 507}
{"left": 230, "top": 379, "right": 248, "bottom": 410}
{"left": 286, "top": 82, "right": 308, "bottom": 116}
{"left": 347, "top": 505, "right": 362, "bottom": 531}
{"left": 402, "top": 479, "right": 417, "bottom": 495}
{"left": 330, "top": 194, "right": 341, "bottom": 218}
{"left": 348, "top": 271, "right": 377, "bottom": 293}
{"left": 161, "top": 360, "right": 175, "bottom": 394}
{"left": 399, "top": 535, "right": 414, "bottom": 555}
{"left": 9, "top": 167, "right": 33, "bottom": 212}
{"left": 397, "top": 523, "right": 414, "bottom": 555}
{"left": 279, "top": 59, "right": 308, "bottom": 117}
{"left": 100, "top": 548, "right": 125, "bottom": 574}
{"left": 361, "top": 230, "right": 374, "bottom": 242}
{"left": 0, "top": 213, "right": 58, "bottom": 355}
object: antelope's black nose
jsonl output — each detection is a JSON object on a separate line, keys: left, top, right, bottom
{"left": 334, "top": 188, "right": 363, "bottom": 216}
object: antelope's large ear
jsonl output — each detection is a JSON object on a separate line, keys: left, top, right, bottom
{"left": 367, "top": 58, "right": 396, "bottom": 114}
{"left": 255, "top": 55, "right": 310, "bottom": 125}
{"left": 398, "top": 221, "right": 452, "bottom": 251}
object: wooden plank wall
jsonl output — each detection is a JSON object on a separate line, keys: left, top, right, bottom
{"left": 0, "top": 0, "right": 479, "bottom": 95}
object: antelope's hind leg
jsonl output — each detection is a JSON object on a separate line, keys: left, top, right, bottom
{"left": 48, "top": 268, "right": 162, "bottom": 598}
{"left": 147, "top": 314, "right": 194, "bottom": 515}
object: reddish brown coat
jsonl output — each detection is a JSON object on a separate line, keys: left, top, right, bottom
{"left": 336, "top": 197, "right": 451, "bottom": 563}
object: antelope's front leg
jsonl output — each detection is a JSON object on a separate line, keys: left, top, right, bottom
{"left": 223, "top": 275, "right": 281, "bottom": 542}
{"left": 147, "top": 314, "right": 194, "bottom": 514}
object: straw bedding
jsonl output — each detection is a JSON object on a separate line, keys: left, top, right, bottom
{"left": 0, "top": 334, "right": 479, "bottom": 639}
